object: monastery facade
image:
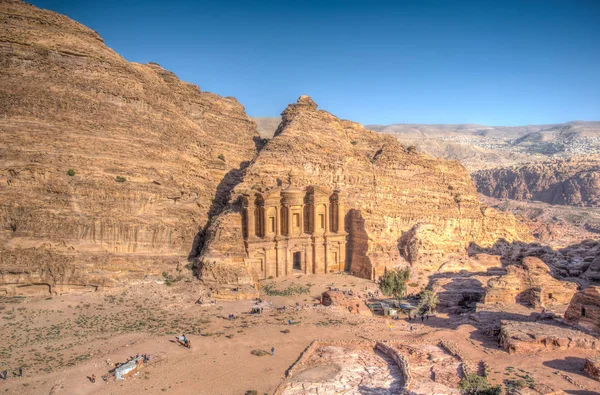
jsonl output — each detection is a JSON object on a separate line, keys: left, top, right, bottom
{"left": 242, "top": 185, "right": 347, "bottom": 280}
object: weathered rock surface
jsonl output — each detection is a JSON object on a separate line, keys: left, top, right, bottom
{"left": 584, "top": 357, "right": 600, "bottom": 381}
{"left": 199, "top": 96, "right": 531, "bottom": 285}
{"left": 564, "top": 286, "right": 600, "bottom": 334}
{"left": 473, "top": 159, "right": 600, "bottom": 207}
{"left": 499, "top": 320, "right": 600, "bottom": 354}
{"left": 321, "top": 290, "right": 372, "bottom": 316}
{"left": 430, "top": 274, "right": 489, "bottom": 313}
{"left": 0, "top": 1, "right": 259, "bottom": 294}
{"left": 470, "top": 239, "right": 600, "bottom": 281}
{"left": 484, "top": 257, "right": 577, "bottom": 308}
{"left": 437, "top": 253, "right": 504, "bottom": 274}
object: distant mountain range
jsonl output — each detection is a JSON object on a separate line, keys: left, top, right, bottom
{"left": 252, "top": 118, "right": 600, "bottom": 171}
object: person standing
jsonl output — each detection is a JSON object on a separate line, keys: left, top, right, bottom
{"left": 388, "top": 323, "right": 392, "bottom": 331}
{"left": 91, "top": 374, "right": 96, "bottom": 383}
{"left": 271, "top": 347, "right": 275, "bottom": 356}
{"left": 18, "top": 367, "right": 22, "bottom": 379}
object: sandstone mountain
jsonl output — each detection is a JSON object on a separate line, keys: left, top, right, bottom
{"left": 472, "top": 159, "right": 600, "bottom": 207}
{"left": 199, "top": 96, "right": 532, "bottom": 286}
{"left": 0, "top": 0, "right": 259, "bottom": 295}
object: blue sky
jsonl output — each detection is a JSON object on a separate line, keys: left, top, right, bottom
{"left": 31, "top": 0, "right": 600, "bottom": 125}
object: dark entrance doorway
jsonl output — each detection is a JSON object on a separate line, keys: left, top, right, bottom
{"left": 293, "top": 251, "right": 302, "bottom": 271}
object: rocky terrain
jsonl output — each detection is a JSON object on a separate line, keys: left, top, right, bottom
{"left": 200, "top": 96, "right": 531, "bottom": 287}
{"left": 255, "top": 118, "right": 600, "bottom": 171}
{"left": 479, "top": 195, "right": 600, "bottom": 247}
{"left": 0, "top": 0, "right": 259, "bottom": 295}
{"left": 473, "top": 159, "right": 600, "bottom": 207}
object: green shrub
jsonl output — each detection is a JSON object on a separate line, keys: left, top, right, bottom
{"left": 351, "top": 141, "right": 358, "bottom": 145}
{"left": 407, "top": 145, "right": 417, "bottom": 153}
{"left": 418, "top": 289, "right": 439, "bottom": 314}
{"left": 115, "top": 176, "right": 126, "bottom": 183}
{"left": 66, "top": 169, "right": 75, "bottom": 177}
{"left": 379, "top": 268, "right": 410, "bottom": 299}
{"left": 217, "top": 154, "right": 225, "bottom": 161}
{"left": 459, "top": 374, "right": 502, "bottom": 395}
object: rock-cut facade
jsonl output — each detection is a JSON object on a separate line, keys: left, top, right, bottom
{"left": 242, "top": 184, "right": 347, "bottom": 280}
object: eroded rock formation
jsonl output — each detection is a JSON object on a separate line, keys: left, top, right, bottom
{"left": 199, "top": 96, "right": 531, "bottom": 286}
{"left": 564, "top": 286, "right": 600, "bottom": 334}
{"left": 0, "top": 0, "right": 259, "bottom": 294}
{"left": 499, "top": 320, "right": 600, "bottom": 354}
{"left": 321, "top": 290, "right": 372, "bottom": 316}
{"left": 473, "top": 159, "right": 600, "bottom": 207}
{"left": 484, "top": 257, "right": 577, "bottom": 308}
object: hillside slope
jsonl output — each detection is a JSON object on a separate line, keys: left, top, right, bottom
{"left": 0, "top": 0, "right": 259, "bottom": 294}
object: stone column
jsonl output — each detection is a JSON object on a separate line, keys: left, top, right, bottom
{"left": 324, "top": 203, "right": 330, "bottom": 234}
{"left": 299, "top": 204, "right": 305, "bottom": 235}
{"left": 246, "top": 205, "right": 255, "bottom": 239}
{"left": 287, "top": 205, "right": 293, "bottom": 237}
{"left": 275, "top": 243, "right": 282, "bottom": 277}
{"left": 324, "top": 241, "right": 328, "bottom": 273}
{"left": 337, "top": 199, "right": 344, "bottom": 233}
{"left": 340, "top": 240, "right": 346, "bottom": 271}
{"left": 312, "top": 203, "right": 318, "bottom": 234}
{"left": 275, "top": 205, "right": 281, "bottom": 237}
{"left": 262, "top": 205, "right": 269, "bottom": 238}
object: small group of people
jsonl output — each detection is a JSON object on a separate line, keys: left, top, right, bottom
{"left": 227, "top": 313, "right": 236, "bottom": 320}
{"left": 407, "top": 312, "right": 430, "bottom": 322}
{"left": 0, "top": 367, "right": 22, "bottom": 380}
{"left": 176, "top": 334, "right": 192, "bottom": 349}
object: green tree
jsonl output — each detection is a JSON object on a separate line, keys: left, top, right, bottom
{"left": 459, "top": 374, "right": 502, "bottom": 395}
{"left": 379, "top": 267, "right": 410, "bottom": 299}
{"left": 418, "top": 289, "right": 439, "bottom": 314}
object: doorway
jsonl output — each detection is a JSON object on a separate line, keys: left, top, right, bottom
{"left": 293, "top": 251, "right": 302, "bottom": 271}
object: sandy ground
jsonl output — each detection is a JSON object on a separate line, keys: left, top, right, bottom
{"left": 1, "top": 273, "right": 599, "bottom": 395}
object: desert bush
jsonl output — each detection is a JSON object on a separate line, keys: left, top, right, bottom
{"left": 217, "top": 154, "right": 225, "bottom": 161}
{"left": 351, "top": 140, "right": 358, "bottom": 145}
{"left": 115, "top": 176, "right": 126, "bottom": 183}
{"left": 379, "top": 267, "right": 410, "bottom": 299}
{"left": 262, "top": 284, "right": 310, "bottom": 296}
{"left": 459, "top": 373, "right": 502, "bottom": 395}
{"left": 407, "top": 145, "right": 417, "bottom": 153}
{"left": 418, "top": 289, "right": 439, "bottom": 314}
{"left": 66, "top": 169, "right": 75, "bottom": 177}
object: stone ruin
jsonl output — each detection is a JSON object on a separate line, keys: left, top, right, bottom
{"left": 275, "top": 340, "right": 463, "bottom": 395}
{"left": 564, "top": 285, "right": 600, "bottom": 334}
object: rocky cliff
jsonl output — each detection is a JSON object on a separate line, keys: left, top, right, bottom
{"left": 0, "top": 0, "right": 259, "bottom": 295}
{"left": 199, "top": 96, "right": 532, "bottom": 286}
{"left": 473, "top": 159, "right": 600, "bottom": 207}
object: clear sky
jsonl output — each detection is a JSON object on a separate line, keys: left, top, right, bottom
{"left": 31, "top": 0, "right": 600, "bottom": 126}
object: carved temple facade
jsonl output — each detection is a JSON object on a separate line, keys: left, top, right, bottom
{"left": 242, "top": 185, "right": 347, "bottom": 280}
